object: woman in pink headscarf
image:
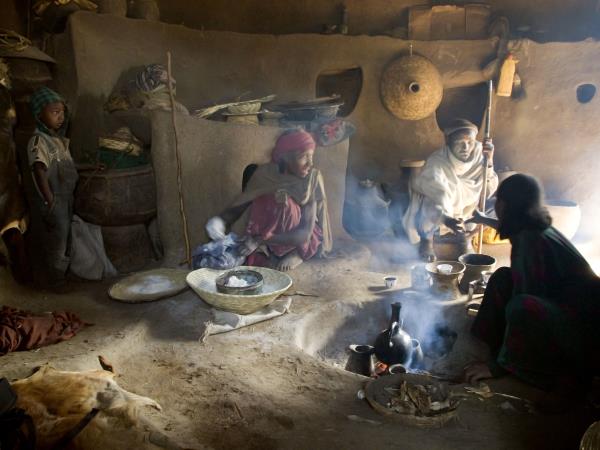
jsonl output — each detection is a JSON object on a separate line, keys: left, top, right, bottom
{"left": 205, "top": 129, "right": 332, "bottom": 271}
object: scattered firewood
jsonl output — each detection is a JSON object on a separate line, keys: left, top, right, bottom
{"left": 386, "top": 380, "right": 456, "bottom": 416}
{"left": 233, "top": 401, "right": 245, "bottom": 421}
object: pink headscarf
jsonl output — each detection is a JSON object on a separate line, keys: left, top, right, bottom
{"left": 271, "top": 130, "right": 316, "bottom": 163}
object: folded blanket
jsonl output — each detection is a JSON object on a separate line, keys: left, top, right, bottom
{"left": 0, "top": 306, "right": 90, "bottom": 355}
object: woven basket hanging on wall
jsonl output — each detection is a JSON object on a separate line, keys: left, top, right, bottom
{"left": 380, "top": 54, "right": 443, "bottom": 121}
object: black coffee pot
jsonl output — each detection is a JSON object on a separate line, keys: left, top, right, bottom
{"left": 374, "top": 302, "right": 413, "bottom": 366}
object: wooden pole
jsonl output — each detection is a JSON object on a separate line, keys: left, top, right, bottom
{"left": 477, "top": 80, "right": 493, "bottom": 254}
{"left": 166, "top": 52, "right": 192, "bottom": 267}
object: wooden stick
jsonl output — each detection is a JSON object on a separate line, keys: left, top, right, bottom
{"left": 477, "top": 164, "right": 488, "bottom": 253}
{"left": 27, "top": 0, "right": 31, "bottom": 39}
{"left": 167, "top": 52, "right": 192, "bottom": 267}
{"left": 476, "top": 80, "right": 494, "bottom": 253}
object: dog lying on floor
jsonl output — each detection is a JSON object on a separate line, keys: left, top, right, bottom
{"left": 10, "top": 360, "right": 193, "bottom": 450}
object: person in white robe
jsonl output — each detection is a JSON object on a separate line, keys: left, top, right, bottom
{"left": 402, "top": 119, "right": 498, "bottom": 259}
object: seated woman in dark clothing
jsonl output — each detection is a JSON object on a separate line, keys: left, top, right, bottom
{"left": 463, "top": 174, "right": 599, "bottom": 396}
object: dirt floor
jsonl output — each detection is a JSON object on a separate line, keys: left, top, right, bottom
{"left": 0, "top": 239, "right": 597, "bottom": 449}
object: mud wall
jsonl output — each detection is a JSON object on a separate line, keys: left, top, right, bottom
{"left": 493, "top": 39, "right": 600, "bottom": 237}
{"left": 58, "top": 13, "right": 496, "bottom": 167}
{"left": 157, "top": 0, "right": 600, "bottom": 41}
{"left": 0, "top": 0, "right": 28, "bottom": 35}
{"left": 1, "top": 0, "right": 599, "bottom": 41}
{"left": 56, "top": 12, "right": 600, "bottom": 238}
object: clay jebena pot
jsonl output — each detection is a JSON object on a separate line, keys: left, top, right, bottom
{"left": 374, "top": 302, "right": 413, "bottom": 366}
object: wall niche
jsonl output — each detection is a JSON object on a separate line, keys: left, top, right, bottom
{"left": 316, "top": 67, "right": 363, "bottom": 117}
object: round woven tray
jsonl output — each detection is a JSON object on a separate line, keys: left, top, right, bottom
{"left": 186, "top": 266, "right": 292, "bottom": 315}
{"left": 364, "top": 373, "right": 460, "bottom": 428}
{"left": 109, "top": 268, "right": 189, "bottom": 303}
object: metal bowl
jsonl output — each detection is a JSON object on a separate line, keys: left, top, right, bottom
{"left": 215, "top": 269, "right": 264, "bottom": 295}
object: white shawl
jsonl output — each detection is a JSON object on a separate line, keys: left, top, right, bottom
{"left": 402, "top": 142, "right": 498, "bottom": 243}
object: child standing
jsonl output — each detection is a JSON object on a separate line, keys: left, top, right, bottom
{"left": 25, "top": 87, "right": 79, "bottom": 286}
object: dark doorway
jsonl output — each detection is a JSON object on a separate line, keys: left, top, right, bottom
{"left": 435, "top": 83, "right": 488, "bottom": 131}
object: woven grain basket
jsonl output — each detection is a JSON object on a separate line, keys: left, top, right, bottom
{"left": 186, "top": 266, "right": 292, "bottom": 315}
{"left": 380, "top": 54, "right": 443, "bottom": 121}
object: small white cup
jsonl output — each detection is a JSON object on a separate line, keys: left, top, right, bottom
{"left": 384, "top": 276, "right": 397, "bottom": 289}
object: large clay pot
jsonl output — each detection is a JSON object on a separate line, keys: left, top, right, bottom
{"left": 5, "top": 59, "right": 52, "bottom": 96}
{"left": 458, "top": 253, "right": 496, "bottom": 294}
{"left": 433, "top": 233, "right": 473, "bottom": 261}
{"left": 101, "top": 223, "right": 153, "bottom": 273}
{"left": 75, "top": 165, "right": 157, "bottom": 226}
{"left": 546, "top": 200, "right": 581, "bottom": 239}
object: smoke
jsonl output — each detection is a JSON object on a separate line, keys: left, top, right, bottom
{"left": 342, "top": 171, "right": 421, "bottom": 265}
{"left": 342, "top": 173, "right": 391, "bottom": 239}
{"left": 392, "top": 291, "right": 457, "bottom": 370}
{"left": 339, "top": 171, "right": 463, "bottom": 372}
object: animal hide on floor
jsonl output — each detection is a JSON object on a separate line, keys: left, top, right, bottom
{"left": 10, "top": 364, "right": 190, "bottom": 450}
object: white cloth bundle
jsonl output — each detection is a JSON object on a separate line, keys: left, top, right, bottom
{"left": 201, "top": 296, "right": 292, "bottom": 341}
{"left": 70, "top": 215, "right": 117, "bottom": 280}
